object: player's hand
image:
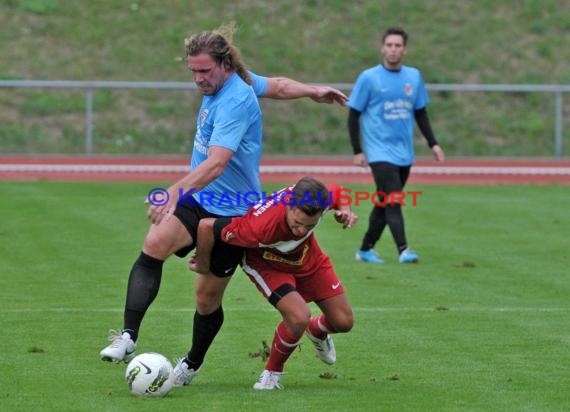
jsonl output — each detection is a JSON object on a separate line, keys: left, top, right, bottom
{"left": 334, "top": 209, "right": 358, "bottom": 229}
{"left": 310, "top": 86, "right": 348, "bottom": 106}
{"left": 432, "top": 145, "right": 445, "bottom": 162}
{"left": 188, "top": 255, "right": 209, "bottom": 273}
{"left": 352, "top": 153, "right": 368, "bottom": 168}
{"left": 145, "top": 202, "right": 175, "bottom": 225}
{"left": 146, "top": 205, "right": 174, "bottom": 225}
{"left": 188, "top": 255, "right": 198, "bottom": 272}
{"left": 145, "top": 188, "right": 177, "bottom": 225}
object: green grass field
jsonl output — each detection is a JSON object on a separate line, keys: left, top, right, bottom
{"left": 2, "top": 181, "right": 569, "bottom": 411}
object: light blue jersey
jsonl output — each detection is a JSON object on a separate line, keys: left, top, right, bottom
{"left": 190, "top": 71, "right": 263, "bottom": 216}
{"left": 348, "top": 65, "right": 429, "bottom": 166}
{"left": 249, "top": 71, "right": 269, "bottom": 97}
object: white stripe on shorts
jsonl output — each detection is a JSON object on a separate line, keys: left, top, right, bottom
{"left": 241, "top": 258, "right": 272, "bottom": 298}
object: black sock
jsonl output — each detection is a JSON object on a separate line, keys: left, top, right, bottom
{"left": 123, "top": 251, "right": 164, "bottom": 341}
{"left": 122, "top": 329, "right": 136, "bottom": 340}
{"left": 186, "top": 306, "right": 224, "bottom": 369}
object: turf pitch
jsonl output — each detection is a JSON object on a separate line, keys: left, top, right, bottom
{"left": 1, "top": 181, "right": 568, "bottom": 411}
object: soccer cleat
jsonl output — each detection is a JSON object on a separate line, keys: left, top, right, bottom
{"left": 100, "top": 330, "right": 136, "bottom": 363}
{"left": 305, "top": 331, "right": 336, "bottom": 365}
{"left": 253, "top": 370, "right": 283, "bottom": 390}
{"left": 399, "top": 249, "right": 419, "bottom": 264}
{"left": 172, "top": 358, "right": 201, "bottom": 387}
{"left": 355, "top": 249, "right": 384, "bottom": 264}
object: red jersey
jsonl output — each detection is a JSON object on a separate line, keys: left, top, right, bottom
{"left": 219, "top": 185, "right": 339, "bottom": 276}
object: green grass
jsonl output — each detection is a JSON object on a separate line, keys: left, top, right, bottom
{"left": 0, "top": 1, "right": 569, "bottom": 156}
{"left": 1, "top": 181, "right": 569, "bottom": 411}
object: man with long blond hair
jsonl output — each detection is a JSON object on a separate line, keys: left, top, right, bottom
{"left": 100, "top": 22, "right": 348, "bottom": 387}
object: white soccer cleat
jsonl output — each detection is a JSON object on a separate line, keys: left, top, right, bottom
{"left": 172, "top": 358, "right": 201, "bottom": 387}
{"left": 306, "top": 331, "right": 336, "bottom": 365}
{"left": 253, "top": 370, "right": 283, "bottom": 390}
{"left": 100, "top": 330, "right": 136, "bottom": 363}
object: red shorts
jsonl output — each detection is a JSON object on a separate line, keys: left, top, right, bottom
{"left": 241, "top": 255, "right": 345, "bottom": 305}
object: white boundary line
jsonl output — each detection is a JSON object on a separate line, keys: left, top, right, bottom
{"left": 2, "top": 307, "right": 569, "bottom": 313}
{"left": 2, "top": 164, "right": 570, "bottom": 175}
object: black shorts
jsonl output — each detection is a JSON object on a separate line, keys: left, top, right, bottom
{"left": 173, "top": 200, "right": 243, "bottom": 278}
{"left": 369, "top": 162, "right": 411, "bottom": 203}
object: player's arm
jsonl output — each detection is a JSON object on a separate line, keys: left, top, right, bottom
{"left": 190, "top": 218, "right": 218, "bottom": 273}
{"left": 190, "top": 213, "right": 269, "bottom": 272}
{"left": 327, "top": 183, "right": 358, "bottom": 229}
{"left": 263, "top": 77, "right": 348, "bottom": 105}
{"left": 414, "top": 107, "right": 445, "bottom": 162}
{"left": 347, "top": 108, "right": 367, "bottom": 168}
{"left": 147, "top": 146, "right": 233, "bottom": 225}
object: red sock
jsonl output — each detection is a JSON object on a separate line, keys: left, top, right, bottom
{"left": 265, "top": 321, "right": 302, "bottom": 372}
{"left": 307, "top": 315, "right": 336, "bottom": 339}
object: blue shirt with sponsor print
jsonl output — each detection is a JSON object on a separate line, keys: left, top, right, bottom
{"left": 190, "top": 71, "right": 266, "bottom": 216}
{"left": 348, "top": 65, "right": 429, "bottom": 166}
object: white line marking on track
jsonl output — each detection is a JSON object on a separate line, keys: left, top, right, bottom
{"left": 2, "top": 307, "right": 569, "bottom": 313}
{"left": 1, "top": 164, "right": 570, "bottom": 175}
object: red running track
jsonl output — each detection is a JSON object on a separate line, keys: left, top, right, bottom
{"left": 1, "top": 155, "right": 569, "bottom": 185}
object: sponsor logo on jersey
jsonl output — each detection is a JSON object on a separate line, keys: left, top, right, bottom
{"left": 262, "top": 244, "right": 309, "bottom": 266}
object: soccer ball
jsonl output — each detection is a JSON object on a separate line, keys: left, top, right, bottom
{"left": 125, "top": 352, "right": 174, "bottom": 397}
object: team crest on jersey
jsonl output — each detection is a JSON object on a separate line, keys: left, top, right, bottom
{"left": 199, "top": 109, "right": 209, "bottom": 127}
{"left": 225, "top": 231, "right": 234, "bottom": 241}
{"left": 404, "top": 83, "right": 413, "bottom": 96}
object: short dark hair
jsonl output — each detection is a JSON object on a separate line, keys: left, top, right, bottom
{"left": 382, "top": 27, "right": 408, "bottom": 46}
{"left": 292, "top": 176, "right": 329, "bottom": 217}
